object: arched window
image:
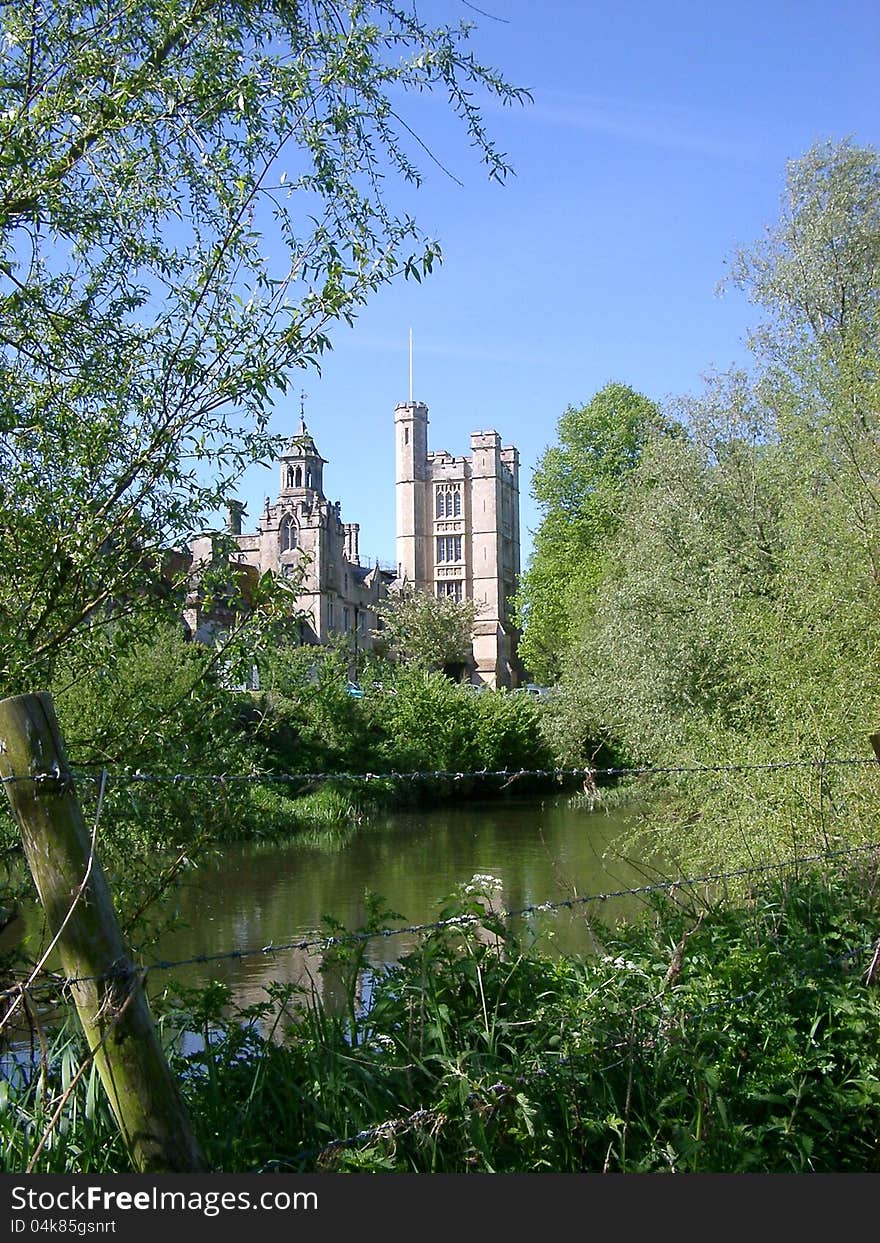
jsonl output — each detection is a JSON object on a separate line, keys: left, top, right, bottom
{"left": 280, "top": 515, "right": 297, "bottom": 552}
{"left": 294, "top": 465, "right": 302, "bottom": 488}
{"left": 286, "top": 466, "right": 294, "bottom": 488}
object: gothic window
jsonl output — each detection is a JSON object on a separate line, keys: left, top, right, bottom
{"left": 295, "top": 465, "right": 303, "bottom": 488}
{"left": 286, "top": 466, "right": 294, "bottom": 488}
{"left": 436, "top": 535, "right": 462, "bottom": 563}
{"left": 280, "top": 515, "right": 297, "bottom": 552}
{"left": 435, "top": 483, "right": 462, "bottom": 519}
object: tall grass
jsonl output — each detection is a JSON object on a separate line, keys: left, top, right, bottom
{"left": 3, "top": 866, "right": 880, "bottom": 1173}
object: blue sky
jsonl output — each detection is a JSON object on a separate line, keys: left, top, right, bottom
{"left": 231, "top": 0, "right": 880, "bottom": 569}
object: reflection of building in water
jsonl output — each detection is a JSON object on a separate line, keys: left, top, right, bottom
{"left": 145, "top": 884, "right": 509, "bottom": 1043}
{"left": 155, "top": 944, "right": 409, "bottom": 1043}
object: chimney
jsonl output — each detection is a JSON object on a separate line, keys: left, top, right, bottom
{"left": 226, "top": 499, "right": 246, "bottom": 535}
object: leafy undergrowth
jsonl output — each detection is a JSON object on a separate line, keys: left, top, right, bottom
{"left": 4, "top": 868, "right": 880, "bottom": 1173}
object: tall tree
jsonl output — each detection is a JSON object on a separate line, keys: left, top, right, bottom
{"left": 546, "top": 140, "right": 880, "bottom": 765}
{"left": 542, "top": 141, "right": 880, "bottom": 874}
{"left": 729, "top": 139, "right": 880, "bottom": 594}
{"left": 514, "top": 382, "right": 669, "bottom": 683}
{"left": 548, "top": 371, "right": 788, "bottom": 764}
{"left": 0, "top": 1, "right": 528, "bottom": 693}
{"left": 727, "top": 138, "right": 880, "bottom": 362}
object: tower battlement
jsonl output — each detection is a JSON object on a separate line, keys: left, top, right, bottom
{"left": 394, "top": 400, "right": 521, "bottom": 688}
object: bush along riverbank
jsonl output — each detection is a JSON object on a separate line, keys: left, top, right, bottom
{"left": 4, "top": 865, "right": 880, "bottom": 1173}
{"left": 0, "top": 634, "right": 564, "bottom": 927}
{"left": 55, "top": 634, "right": 560, "bottom": 844}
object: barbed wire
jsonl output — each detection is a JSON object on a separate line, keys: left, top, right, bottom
{"left": 254, "top": 936, "right": 880, "bottom": 1172}
{"left": 6, "top": 873, "right": 877, "bottom": 1167}
{"left": 0, "top": 769, "right": 106, "bottom": 1038}
{"left": 24, "top": 972, "right": 142, "bottom": 1174}
{"left": 1, "top": 754, "right": 877, "bottom": 789}
{"left": 4, "top": 838, "right": 878, "bottom": 1001}
{"left": 5, "top": 741, "right": 880, "bottom": 1170}
{"left": 113, "top": 839, "right": 880, "bottom": 976}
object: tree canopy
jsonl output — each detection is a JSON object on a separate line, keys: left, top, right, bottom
{"left": 0, "top": 1, "right": 527, "bottom": 693}
{"left": 726, "top": 137, "right": 880, "bottom": 361}
{"left": 539, "top": 139, "right": 880, "bottom": 871}
{"left": 514, "top": 382, "right": 669, "bottom": 683}
{"left": 373, "top": 585, "right": 481, "bottom": 673}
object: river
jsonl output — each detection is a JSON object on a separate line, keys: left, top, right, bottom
{"left": 2, "top": 790, "right": 662, "bottom": 1027}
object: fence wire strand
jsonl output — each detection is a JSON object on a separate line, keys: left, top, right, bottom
{"left": 1, "top": 754, "right": 877, "bottom": 790}
{"left": 4, "top": 746, "right": 880, "bottom": 1172}
{"left": 255, "top": 935, "right": 880, "bottom": 1172}
{"left": 4, "top": 838, "right": 879, "bottom": 1001}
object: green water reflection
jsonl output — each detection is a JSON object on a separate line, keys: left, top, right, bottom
{"left": 2, "top": 792, "right": 666, "bottom": 1027}
{"left": 139, "top": 792, "right": 661, "bottom": 1010}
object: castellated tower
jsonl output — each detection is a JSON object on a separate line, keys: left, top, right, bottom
{"left": 394, "top": 401, "right": 430, "bottom": 588}
{"left": 394, "top": 400, "right": 521, "bottom": 688}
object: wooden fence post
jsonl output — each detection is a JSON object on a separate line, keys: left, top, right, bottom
{"left": 0, "top": 692, "right": 207, "bottom": 1173}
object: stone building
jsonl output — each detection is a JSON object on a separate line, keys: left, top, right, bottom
{"left": 188, "top": 418, "right": 392, "bottom": 650}
{"left": 394, "top": 400, "right": 522, "bottom": 687}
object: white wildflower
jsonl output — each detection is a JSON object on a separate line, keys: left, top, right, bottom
{"left": 460, "top": 873, "right": 503, "bottom": 897}
{"left": 602, "top": 954, "right": 640, "bottom": 972}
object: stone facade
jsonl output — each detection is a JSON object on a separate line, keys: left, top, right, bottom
{"left": 394, "top": 400, "right": 522, "bottom": 687}
{"left": 185, "top": 403, "right": 523, "bottom": 685}
{"left": 187, "top": 419, "right": 392, "bottom": 651}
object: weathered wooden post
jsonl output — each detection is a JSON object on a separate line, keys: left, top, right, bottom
{"left": 866, "top": 734, "right": 880, "bottom": 986}
{"left": 0, "top": 692, "right": 207, "bottom": 1172}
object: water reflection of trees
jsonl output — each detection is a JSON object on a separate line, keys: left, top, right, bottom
{"left": 152, "top": 796, "right": 657, "bottom": 1020}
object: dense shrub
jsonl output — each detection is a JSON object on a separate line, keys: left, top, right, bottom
{"left": 254, "top": 648, "right": 553, "bottom": 786}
